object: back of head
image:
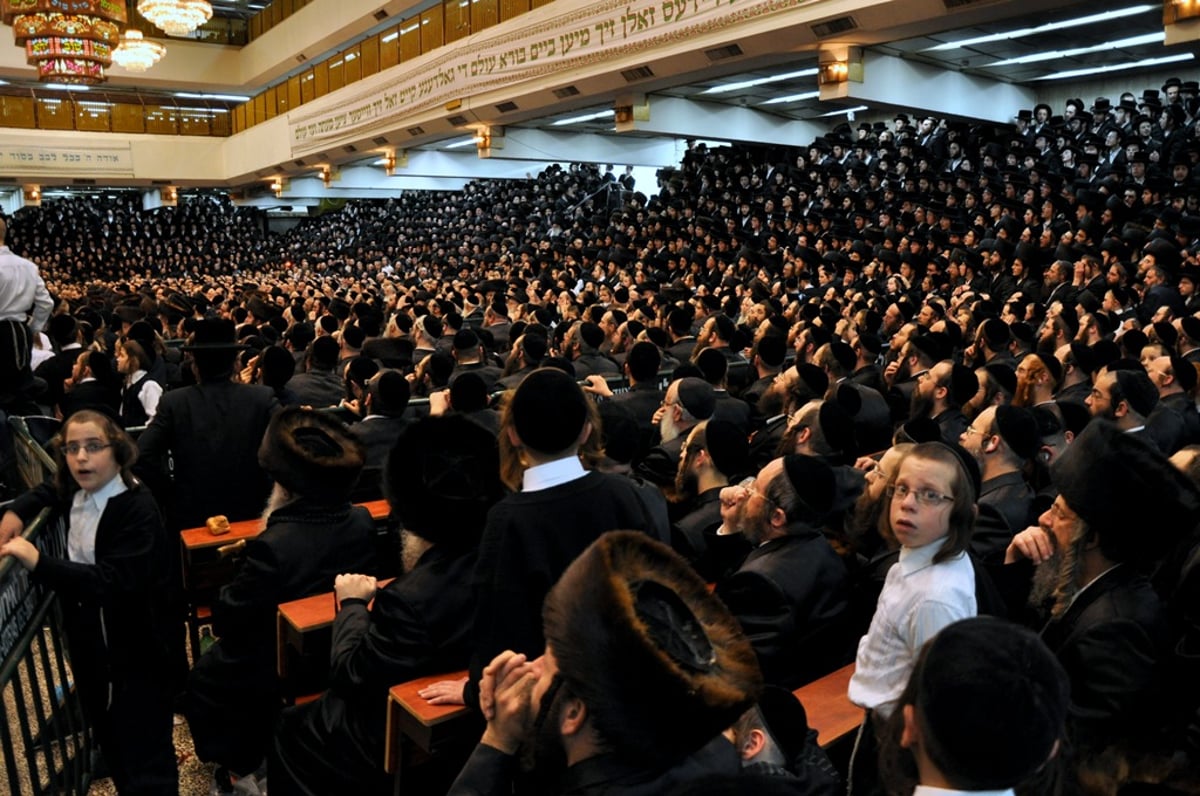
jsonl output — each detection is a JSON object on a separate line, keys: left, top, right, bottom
{"left": 510, "top": 368, "right": 589, "bottom": 455}
{"left": 309, "top": 335, "right": 340, "bottom": 371}
{"left": 626, "top": 341, "right": 661, "bottom": 382}
{"left": 260, "top": 345, "right": 296, "bottom": 389}
{"left": 368, "top": 370, "right": 410, "bottom": 417}
{"left": 696, "top": 347, "right": 728, "bottom": 386}
{"left": 449, "top": 371, "right": 489, "bottom": 413}
{"left": 908, "top": 617, "right": 1068, "bottom": 790}
{"left": 385, "top": 414, "right": 502, "bottom": 548}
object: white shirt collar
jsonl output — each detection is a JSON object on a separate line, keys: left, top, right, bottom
{"left": 898, "top": 536, "right": 953, "bottom": 575}
{"left": 74, "top": 473, "right": 128, "bottom": 513}
{"left": 522, "top": 456, "right": 587, "bottom": 492}
{"left": 913, "top": 787, "right": 1014, "bottom": 796}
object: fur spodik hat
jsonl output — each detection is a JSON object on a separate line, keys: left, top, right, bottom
{"left": 258, "top": 407, "right": 365, "bottom": 503}
{"left": 542, "top": 532, "right": 762, "bottom": 767}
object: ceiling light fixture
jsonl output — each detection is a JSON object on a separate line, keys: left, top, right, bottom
{"left": 761, "top": 91, "right": 821, "bottom": 105}
{"left": 443, "top": 137, "right": 478, "bottom": 148}
{"left": 1032, "top": 52, "right": 1193, "bottom": 80}
{"left": 815, "top": 105, "right": 867, "bottom": 117}
{"left": 137, "top": 0, "right": 213, "bottom": 37}
{"left": 111, "top": 29, "right": 165, "bottom": 72}
{"left": 175, "top": 91, "right": 250, "bottom": 101}
{"left": 982, "top": 32, "right": 1163, "bottom": 66}
{"left": 550, "top": 109, "right": 614, "bottom": 126}
{"left": 925, "top": 4, "right": 1156, "bottom": 51}
{"left": 4, "top": 0, "right": 126, "bottom": 84}
{"left": 701, "top": 67, "right": 818, "bottom": 94}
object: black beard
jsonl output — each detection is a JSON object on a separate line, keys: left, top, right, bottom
{"left": 910, "top": 389, "right": 935, "bottom": 421}
{"left": 674, "top": 469, "right": 699, "bottom": 504}
{"left": 519, "top": 680, "right": 569, "bottom": 789}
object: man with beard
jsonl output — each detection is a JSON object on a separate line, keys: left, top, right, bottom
{"left": 715, "top": 455, "right": 852, "bottom": 688}
{"left": 272, "top": 415, "right": 503, "bottom": 796}
{"left": 1085, "top": 365, "right": 1162, "bottom": 450}
{"left": 1012, "top": 352, "right": 1063, "bottom": 415}
{"left": 778, "top": 398, "right": 857, "bottom": 467}
{"left": 1147, "top": 353, "right": 1200, "bottom": 448}
{"left": 748, "top": 364, "right": 827, "bottom": 472}
{"left": 186, "top": 407, "right": 378, "bottom": 795}
{"left": 1054, "top": 342, "right": 1095, "bottom": 407}
{"left": 448, "top": 532, "right": 761, "bottom": 795}
{"left": 908, "top": 360, "right": 976, "bottom": 446}
{"left": 671, "top": 419, "right": 751, "bottom": 582}
{"left": 635, "top": 376, "right": 715, "bottom": 488}
{"left": 1001, "top": 421, "right": 1197, "bottom": 762}
{"left": 884, "top": 335, "right": 941, "bottom": 425}
{"left": 959, "top": 404, "right": 1038, "bottom": 563}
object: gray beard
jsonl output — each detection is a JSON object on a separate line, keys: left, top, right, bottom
{"left": 1028, "top": 550, "right": 1064, "bottom": 610}
{"left": 260, "top": 483, "right": 292, "bottom": 525}
{"left": 401, "top": 529, "right": 434, "bottom": 574}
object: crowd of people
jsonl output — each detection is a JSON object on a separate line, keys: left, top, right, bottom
{"left": 2, "top": 75, "right": 1200, "bottom": 796}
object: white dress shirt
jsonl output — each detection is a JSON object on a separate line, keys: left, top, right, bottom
{"left": 0, "top": 246, "right": 53, "bottom": 332}
{"left": 914, "top": 787, "right": 1015, "bottom": 796}
{"left": 522, "top": 456, "right": 587, "bottom": 492}
{"left": 848, "top": 538, "right": 977, "bottom": 718}
{"left": 67, "top": 475, "right": 128, "bottom": 565}
{"left": 125, "top": 369, "right": 163, "bottom": 421}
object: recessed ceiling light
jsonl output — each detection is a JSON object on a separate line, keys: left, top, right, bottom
{"left": 816, "top": 105, "right": 867, "bottom": 117}
{"left": 443, "top": 137, "right": 478, "bottom": 148}
{"left": 925, "top": 4, "right": 1157, "bottom": 51}
{"left": 701, "top": 67, "right": 818, "bottom": 95}
{"left": 175, "top": 92, "right": 250, "bottom": 102}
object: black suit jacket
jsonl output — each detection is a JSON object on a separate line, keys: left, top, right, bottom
{"left": 137, "top": 380, "right": 279, "bottom": 531}
{"left": 34, "top": 346, "right": 83, "bottom": 412}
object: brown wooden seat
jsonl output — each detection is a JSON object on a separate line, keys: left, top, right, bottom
{"left": 793, "top": 662, "right": 860, "bottom": 749}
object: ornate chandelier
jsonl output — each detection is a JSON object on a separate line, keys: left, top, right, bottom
{"left": 136, "top": 0, "right": 211, "bottom": 37}
{"left": 1, "top": 0, "right": 126, "bottom": 84}
{"left": 111, "top": 29, "right": 164, "bottom": 72}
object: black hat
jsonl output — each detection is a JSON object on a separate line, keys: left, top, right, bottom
{"left": 677, "top": 377, "right": 717, "bottom": 420}
{"left": 756, "top": 686, "right": 813, "bottom": 764}
{"left": 781, "top": 454, "right": 837, "bottom": 523}
{"left": 993, "top": 405, "right": 1039, "bottom": 460}
{"left": 1111, "top": 368, "right": 1158, "bottom": 418}
{"left": 124, "top": 321, "right": 158, "bottom": 366}
{"left": 794, "top": 363, "right": 829, "bottom": 401}
{"left": 949, "top": 363, "right": 979, "bottom": 406}
{"left": 597, "top": 402, "right": 640, "bottom": 465}
{"left": 453, "top": 328, "right": 480, "bottom": 351}
{"left": 510, "top": 368, "right": 588, "bottom": 454}
{"left": 258, "top": 407, "right": 365, "bottom": 503}
{"left": 1052, "top": 420, "right": 1200, "bottom": 564}
{"left": 182, "top": 317, "right": 247, "bottom": 351}
{"left": 983, "top": 363, "right": 1016, "bottom": 395}
{"left": 385, "top": 415, "right": 502, "bottom": 547}
{"left": 542, "top": 532, "right": 762, "bottom": 767}
{"left": 914, "top": 617, "right": 1069, "bottom": 790}
{"left": 704, "top": 419, "right": 749, "bottom": 479}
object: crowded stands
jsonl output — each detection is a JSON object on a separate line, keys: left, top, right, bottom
{"left": 3, "top": 76, "right": 1200, "bottom": 795}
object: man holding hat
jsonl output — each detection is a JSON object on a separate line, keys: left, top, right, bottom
{"left": 186, "top": 407, "right": 378, "bottom": 794}
{"left": 889, "top": 617, "right": 1069, "bottom": 795}
{"left": 272, "top": 415, "right": 503, "bottom": 795}
{"left": 448, "top": 531, "right": 762, "bottom": 795}
{"left": 716, "top": 454, "right": 852, "bottom": 688}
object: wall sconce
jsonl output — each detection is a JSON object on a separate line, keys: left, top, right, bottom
{"left": 475, "top": 126, "right": 504, "bottom": 158}
{"left": 270, "top": 179, "right": 283, "bottom": 198}
{"left": 382, "top": 152, "right": 396, "bottom": 176}
{"left": 1167, "top": 0, "right": 1200, "bottom": 22}
{"left": 24, "top": 185, "right": 40, "bottom": 204}
{"left": 818, "top": 47, "right": 863, "bottom": 85}
{"left": 320, "top": 166, "right": 333, "bottom": 188}
{"left": 474, "top": 127, "right": 492, "bottom": 150}
{"left": 162, "top": 186, "right": 178, "bottom": 204}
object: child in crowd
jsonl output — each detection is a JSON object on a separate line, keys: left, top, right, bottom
{"left": 0, "top": 410, "right": 177, "bottom": 794}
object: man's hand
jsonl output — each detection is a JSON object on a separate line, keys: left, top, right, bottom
{"left": 581, "top": 374, "right": 613, "bottom": 398}
{"left": 478, "top": 651, "right": 538, "bottom": 755}
{"left": 419, "top": 676, "right": 467, "bottom": 706}
{"left": 0, "top": 511, "right": 25, "bottom": 545}
{"left": 334, "top": 573, "right": 376, "bottom": 603}
{"left": 718, "top": 483, "right": 749, "bottom": 534}
{"left": 0, "top": 537, "right": 39, "bottom": 570}
{"left": 1005, "top": 527, "right": 1055, "bottom": 565}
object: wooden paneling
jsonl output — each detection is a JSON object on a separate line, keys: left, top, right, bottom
{"left": 210, "top": 109, "right": 231, "bottom": 136}
{"left": 300, "top": 68, "right": 316, "bottom": 104}
{"left": 262, "top": 86, "right": 277, "bottom": 119}
{"left": 254, "top": 93, "right": 267, "bottom": 124}
{"left": 179, "top": 107, "right": 211, "bottom": 136}
{"left": 326, "top": 55, "right": 344, "bottom": 93}
{"left": 398, "top": 20, "right": 418, "bottom": 63}
{"left": 1, "top": 96, "right": 36, "bottom": 129}
{"left": 144, "top": 105, "right": 179, "bottom": 135}
{"left": 112, "top": 102, "right": 144, "bottom": 134}
{"left": 471, "top": 0, "right": 498, "bottom": 33}
{"left": 313, "top": 63, "right": 328, "bottom": 97}
{"left": 287, "top": 74, "right": 302, "bottom": 110}
{"left": 35, "top": 98, "right": 73, "bottom": 130}
{"left": 444, "top": 0, "right": 469, "bottom": 43}
{"left": 359, "top": 35, "right": 379, "bottom": 78}
{"left": 232, "top": 103, "right": 246, "bottom": 133}
{"left": 343, "top": 43, "right": 361, "bottom": 84}
{"left": 74, "top": 100, "right": 111, "bottom": 132}
{"left": 499, "top": 0, "right": 528, "bottom": 21}
{"left": 419, "top": 8, "right": 443, "bottom": 53}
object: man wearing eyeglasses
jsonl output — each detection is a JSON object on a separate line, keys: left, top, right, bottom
{"left": 715, "top": 455, "right": 852, "bottom": 689}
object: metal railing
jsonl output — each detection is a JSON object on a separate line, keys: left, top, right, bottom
{"left": 0, "top": 417, "right": 94, "bottom": 795}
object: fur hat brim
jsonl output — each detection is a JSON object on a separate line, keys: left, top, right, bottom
{"left": 258, "top": 407, "right": 365, "bottom": 503}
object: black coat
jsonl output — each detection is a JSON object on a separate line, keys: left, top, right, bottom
{"left": 136, "top": 380, "right": 278, "bottom": 531}
{"left": 610, "top": 382, "right": 666, "bottom": 458}
{"left": 272, "top": 545, "right": 476, "bottom": 796}
{"left": 1040, "top": 564, "right": 1171, "bottom": 752}
{"left": 13, "top": 480, "right": 178, "bottom": 793}
{"left": 185, "top": 499, "right": 377, "bottom": 772}
{"left": 716, "top": 528, "right": 852, "bottom": 688}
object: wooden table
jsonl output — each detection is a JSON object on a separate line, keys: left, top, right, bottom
{"left": 276, "top": 578, "right": 394, "bottom": 680}
{"left": 385, "top": 671, "right": 473, "bottom": 793}
{"left": 794, "top": 663, "right": 860, "bottom": 749}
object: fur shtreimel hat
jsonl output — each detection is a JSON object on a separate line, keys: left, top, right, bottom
{"left": 258, "top": 407, "right": 365, "bottom": 503}
{"left": 542, "top": 531, "right": 762, "bottom": 767}
{"left": 1052, "top": 419, "right": 1200, "bottom": 565}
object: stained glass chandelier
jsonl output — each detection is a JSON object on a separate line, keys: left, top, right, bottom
{"left": 1, "top": 0, "right": 126, "bottom": 84}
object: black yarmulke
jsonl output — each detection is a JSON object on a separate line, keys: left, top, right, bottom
{"left": 994, "top": 405, "right": 1039, "bottom": 460}
{"left": 510, "top": 368, "right": 588, "bottom": 454}
{"left": 704, "top": 419, "right": 749, "bottom": 479}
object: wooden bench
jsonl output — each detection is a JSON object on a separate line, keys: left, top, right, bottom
{"left": 795, "top": 662, "right": 860, "bottom": 749}
{"left": 385, "top": 671, "right": 474, "bottom": 793}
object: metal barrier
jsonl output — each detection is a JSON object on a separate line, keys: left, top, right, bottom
{"left": 0, "top": 417, "right": 95, "bottom": 794}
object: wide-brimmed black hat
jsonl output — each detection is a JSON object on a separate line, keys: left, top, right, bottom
{"left": 181, "top": 318, "right": 248, "bottom": 351}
